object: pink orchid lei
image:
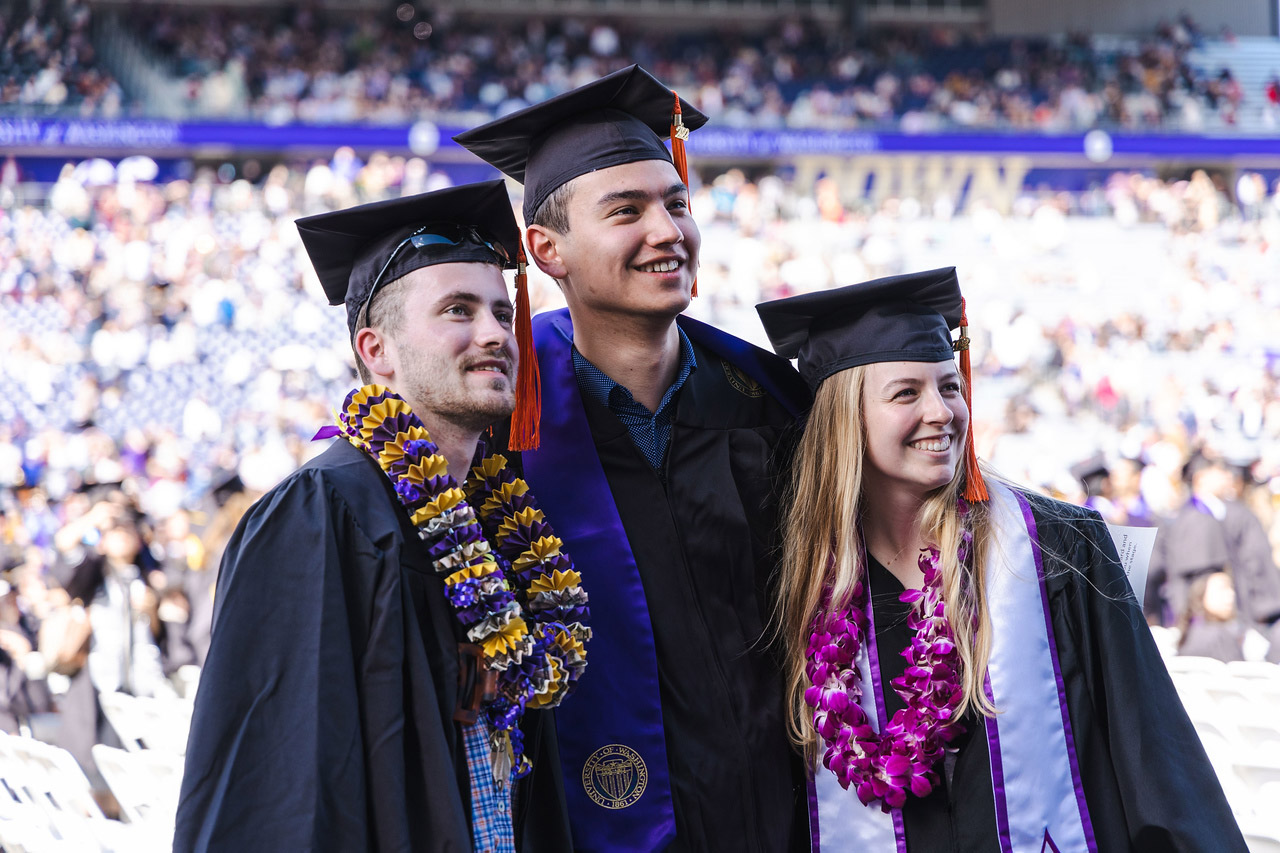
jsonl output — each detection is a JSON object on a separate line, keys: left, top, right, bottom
{"left": 804, "top": 523, "right": 972, "bottom": 811}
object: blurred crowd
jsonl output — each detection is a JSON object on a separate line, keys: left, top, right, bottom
{"left": 3, "top": 148, "right": 1280, "bottom": 787}
{"left": 1, "top": 2, "right": 1248, "bottom": 131}
{"left": 121, "top": 9, "right": 1241, "bottom": 130}
{"left": 0, "top": 0, "right": 124, "bottom": 117}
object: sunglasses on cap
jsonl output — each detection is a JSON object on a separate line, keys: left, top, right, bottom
{"left": 358, "top": 223, "right": 513, "bottom": 330}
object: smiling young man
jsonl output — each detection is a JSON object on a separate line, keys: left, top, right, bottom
{"left": 456, "top": 67, "right": 812, "bottom": 852}
{"left": 174, "top": 182, "right": 574, "bottom": 853}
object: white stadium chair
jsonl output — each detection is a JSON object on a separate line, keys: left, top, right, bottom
{"left": 90, "top": 746, "right": 178, "bottom": 853}
{"left": 91, "top": 744, "right": 182, "bottom": 828}
{"left": 1148, "top": 625, "right": 1180, "bottom": 659}
{"left": 1166, "top": 655, "right": 1229, "bottom": 676}
{"left": 1235, "top": 759, "right": 1280, "bottom": 793}
{"left": 1226, "top": 661, "right": 1280, "bottom": 682}
{"left": 97, "top": 692, "right": 194, "bottom": 755}
{"left": 1244, "top": 829, "right": 1280, "bottom": 853}
{"left": 0, "top": 733, "right": 139, "bottom": 853}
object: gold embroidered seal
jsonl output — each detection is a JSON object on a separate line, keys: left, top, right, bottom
{"left": 582, "top": 744, "right": 647, "bottom": 809}
{"left": 722, "top": 361, "right": 765, "bottom": 398}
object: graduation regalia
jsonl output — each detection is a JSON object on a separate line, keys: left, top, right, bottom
{"left": 513, "top": 309, "right": 811, "bottom": 852}
{"left": 1147, "top": 500, "right": 1229, "bottom": 624}
{"left": 457, "top": 63, "right": 811, "bottom": 851}
{"left": 176, "top": 181, "right": 573, "bottom": 853}
{"left": 1220, "top": 499, "right": 1280, "bottom": 629}
{"left": 174, "top": 439, "right": 571, "bottom": 852}
{"left": 821, "top": 491, "right": 1245, "bottom": 851}
{"left": 755, "top": 269, "right": 1245, "bottom": 852}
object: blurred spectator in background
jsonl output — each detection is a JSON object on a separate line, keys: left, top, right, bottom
{"left": 44, "top": 492, "right": 171, "bottom": 785}
{"left": 1071, "top": 452, "right": 1157, "bottom": 526}
{"left": 0, "top": 569, "right": 53, "bottom": 734}
{"left": 1148, "top": 455, "right": 1235, "bottom": 625}
{"left": 1178, "top": 571, "right": 1247, "bottom": 662}
{"left": 0, "top": 0, "right": 122, "bottom": 117}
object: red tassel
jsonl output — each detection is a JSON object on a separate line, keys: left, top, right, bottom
{"left": 669, "top": 91, "right": 697, "bottom": 298}
{"left": 958, "top": 298, "right": 988, "bottom": 502}
{"left": 508, "top": 241, "right": 541, "bottom": 451}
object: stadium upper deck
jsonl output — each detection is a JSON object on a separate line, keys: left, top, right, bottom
{"left": 1, "top": 2, "right": 1257, "bottom": 134}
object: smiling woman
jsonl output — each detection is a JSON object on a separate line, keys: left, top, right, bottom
{"left": 757, "top": 268, "right": 1247, "bottom": 851}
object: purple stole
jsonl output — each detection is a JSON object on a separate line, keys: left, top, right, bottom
{"left": 811, "top": 482, "right": 1097, "bottom": 852}
{"left": 524, "top": 309, "right": 807, "bottom": 852}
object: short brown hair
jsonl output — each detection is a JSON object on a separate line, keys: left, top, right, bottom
{"left": 530, "top": 181, "right": 574, "bottom": 234}
{"left": 352, "top": 275, "right": 411, "bottom": 384}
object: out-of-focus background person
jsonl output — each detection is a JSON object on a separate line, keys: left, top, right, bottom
{"left": 4, "top": 0, "right": 1280, "bottom": 849}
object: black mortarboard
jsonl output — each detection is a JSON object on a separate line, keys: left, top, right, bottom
{"left": 757, "top": 266, "right": 989, "bottom": 502}
{"left": 210, "top": 472, "right": 245, "bottom": 508}
{"left": 756, "top": 267, "right": 963, "bottom": 391}
{"left": 296, "top": 180, "right": 545, "bottom": 451}
{"left": 1070, "top": 453, "right": 1110, "bottom": 485}
{"left": 296, "top": 180, "right": 520, "bottom": 340}
{"left": 453, "top": 65, "right": 708, "bottom": 224}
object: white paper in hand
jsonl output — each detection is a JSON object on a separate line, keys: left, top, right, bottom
{"left": 1104, "top": 524, "right": 1158, "bottom": 610}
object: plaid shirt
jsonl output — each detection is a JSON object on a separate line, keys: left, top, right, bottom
{"left": 572, "top": 328, "right": 697, "bottom": 470}
{"left": 462, "top": 721, "right": 515, "bottom": 853}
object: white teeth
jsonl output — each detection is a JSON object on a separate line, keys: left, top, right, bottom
{"left": 910, "top": 436, "right": 951, "bottom": 452}
{"left": 471, "top": 366, "right": 503, "bottom": 373}
{"left": 639, "top": 260, "right": 679, "bottom": 273}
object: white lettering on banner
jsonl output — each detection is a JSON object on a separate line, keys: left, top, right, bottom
{"left": 0, "top": 119, "right": 43, "bottom": 146}
{"left": 61, "top": 121, "right": 180, "bottom": 148}
{"left": 0, "top": 120, "right": 181, "bottom": 149}
{"left": 1104, "top": 524, "right": 1157, "bottom": 610}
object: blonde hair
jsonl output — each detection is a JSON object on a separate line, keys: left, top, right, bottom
{"left": 776, "top": 364, "right": 996, "bottom": 752}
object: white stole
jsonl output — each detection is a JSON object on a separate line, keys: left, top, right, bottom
{"left": 810, "top": 483, "right": 1097, "bottom": 852}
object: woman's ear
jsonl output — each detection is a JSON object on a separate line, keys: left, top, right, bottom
{"left": 354, "top": 326, "right": 394, "bottom": 382}
{"left": 525, "top": 225, "right": 568, "bottom": 281}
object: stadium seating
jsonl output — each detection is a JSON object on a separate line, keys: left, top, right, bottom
{"left": 97, "top": 692, "right": 193, "bottom": 756}
{"left": 0, "top": 733, "right": 143, "bottom": 852}
{"left": 91, "top": 744, "right": 180, "bottom": 848}
{"left": 1167, "top": 657, "right": 1280, "bottom": 848}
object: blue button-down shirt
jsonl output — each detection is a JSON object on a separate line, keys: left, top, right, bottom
{"left": 572, "top": 328, "right": 697, "bottom": 469}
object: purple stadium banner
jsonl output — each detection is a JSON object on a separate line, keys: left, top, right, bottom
{"left": 7, "top": 116, "right": 1280, "bottom": 162}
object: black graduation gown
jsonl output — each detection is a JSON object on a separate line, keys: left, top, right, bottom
{"left": 174, "top": 438, "right": 572, "bottom": 853}
{"left": 1220, "top": 500, "right": 1280, "bottom": 629}
{"left": 861, "top": 494, "right": 1245, "bottom": 852}
{"left": 574, "top": 340, "right": 809, "bottom": 853}
{"left": 1147, "top": 502, "right": 1229, "bottom": 624}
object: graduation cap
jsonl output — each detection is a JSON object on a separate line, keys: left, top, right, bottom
{"left": 1070, "top": 453, "right": 1111, "bottom": 496}
{"left": 296, "top": 180, "right": 543, "bottom": 450}
{"left": 209, "top": 471, "right": 245, "bottom": 508}
{"left": 454, "top": 64, "right": 708, "bottom": 295}
{"left": 756, "top": 267, "right": 988, "bottom": 502}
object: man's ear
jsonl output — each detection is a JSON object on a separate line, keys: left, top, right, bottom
{"left": 354, "top": 326, "right": 394, "bottom": 382}
{"left": 525, "top": 224, "right": 567, "bottom": 280}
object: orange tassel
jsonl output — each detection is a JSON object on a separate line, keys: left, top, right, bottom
{"left": 508, "top": 241, "right": 541, "bottom": 451}
{"left": 669, "top": 91, "right": 697, "bottom": 298}
{"left": 958, "top": 298, "right": 988, "bottom": 503}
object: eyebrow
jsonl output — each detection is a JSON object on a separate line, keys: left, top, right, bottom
{"left": 434, "top": 290, "right": 513, "bottom": 311}
{"left": 879, "top": 369, "right": 960, "bottom": 392}
{"left": 881, "top": 377, "right": 920, "bottom": 393}
{"left": 595, "top": 183, "right": 689, "bottom": 209}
